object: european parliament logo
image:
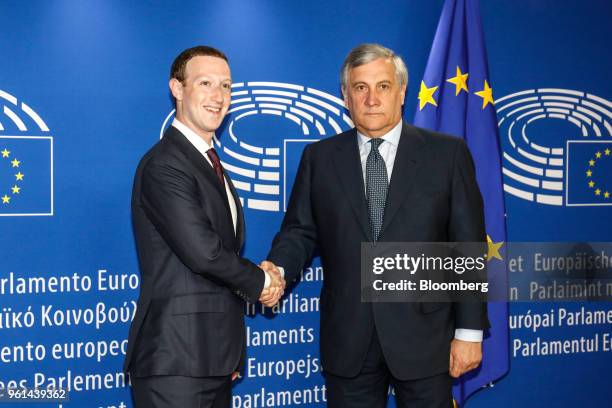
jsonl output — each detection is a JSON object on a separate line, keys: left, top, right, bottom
{"left": 161, "top": 81, "right": 352, "bottom": 212}
{"left": 0, "top": 89, "right": 53, "bottom": 216}
{"left": 497, "top": 88, "right": 611, "bottom": 206}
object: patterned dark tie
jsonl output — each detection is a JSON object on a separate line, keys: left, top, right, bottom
{"left": 366, "top": 138, "right": 388, "bottom": 241}
{"left": 206, "top": 147, "right": 225, "bottom": 186}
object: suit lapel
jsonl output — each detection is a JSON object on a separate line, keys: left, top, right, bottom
{"left": 164, "top": 127, "right": 234, "bottom": 228}
{"left": 379, "top": 122, "right": 426, "bottom": 237}
{"left": 226, "top": 175, "right": 245, "bottom": 250}
{"left": 332, "top": 130, "right": 372, "bottom": 241}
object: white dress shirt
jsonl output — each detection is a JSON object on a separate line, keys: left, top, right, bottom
{"left": 357, "top": 120, "right": 402, "bottom": 187}
{"left": 358, "top": 121, "right": 482, "bottom": 343}
{"left": 171, "top": 119, "right": 271, "bottom": 288}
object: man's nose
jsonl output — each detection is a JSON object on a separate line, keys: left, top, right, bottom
{"left": 365, "top": 90, "right": 380, "bottom": 106}
{"left": 210, "top": 85, "right": 224, "bottom": 102}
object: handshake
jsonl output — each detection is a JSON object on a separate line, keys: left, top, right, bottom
{"left": 258, "top": 260, "right": 285, "bottom": 307}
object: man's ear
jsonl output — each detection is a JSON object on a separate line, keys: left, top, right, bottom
{"left": 342, "top": 86, "right": 348, "bottom": 108}
{"left": 169, "top": 78, "right": 183, "bottom": 102}
{"left": 400, "top": 84, "right": 407, "bottom": 106}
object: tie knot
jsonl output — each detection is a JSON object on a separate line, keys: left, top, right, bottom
{"left": 206, "top": 147, "right": 220, "bottom": 162}
{"left": 370, "top": 138, "right": 384, "bottom": 151}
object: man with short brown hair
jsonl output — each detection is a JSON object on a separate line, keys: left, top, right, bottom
{"left": 124, "top": 45, "right": 283, "bottom": 408}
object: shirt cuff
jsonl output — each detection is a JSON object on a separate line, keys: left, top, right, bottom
{"left": 454, "top": 329, "right": 483, "bottom": 342}
{"left": 263, "top": 271, "right": 271, "bottom": 288}
{"left": 277, "top": 266, "right": 286, "bottom": 279}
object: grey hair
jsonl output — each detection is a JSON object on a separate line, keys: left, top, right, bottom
{"left": 340, "top": 43, "right": 408, "bottom": 89}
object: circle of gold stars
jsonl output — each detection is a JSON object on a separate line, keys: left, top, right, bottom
{"left": 417, "top": 66, "right": 494, "bottom": 111}
{"left": 1, "top": 148, "right": 24, "bottom": 205}
{"left": 585, "top": 147, "right": 611, "bottom": 199}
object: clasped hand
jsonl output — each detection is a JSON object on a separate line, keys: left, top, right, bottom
{"left": 258, "top": 260, "right": 285, "bottom": 307}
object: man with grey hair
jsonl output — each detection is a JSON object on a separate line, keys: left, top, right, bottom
{"left": 263, "top": 43, "right": 488, "bottom": 407}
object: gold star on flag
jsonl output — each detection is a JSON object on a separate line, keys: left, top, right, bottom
{"left": 11, "top": 185, "right": 20, "bottom": 194}
{"left": 596, "top": 151, "right": 602, "bottom": 158}
{"left": 595, "top": 189, "right": 601, "bottom": 196}
{"left": 589, "top": 159, "right": 595, "bottom": 167}
{"left": 1, "top": 149, "right": 9, "bottom": 158}
{"left": 586, "top": 170, "right": 592, "bottom": 177}
{"left": 588, "top": 180, "right": 595, "bottom": 188}
{"left": 605, "top": 148, "right": 611, "bottom": 156}
{"left": 487, "top": 235, "right": 504, "bottom": 261}
{"left": 605, "top": 191, "right": 611, "bottom": 199}
{"left": 11, "top": 158, "right": 20, "bottom": 167}
{"left": 1, "top": 195, "right": 10, "bottom": 204}
{"left": 15, "top": 172, "right": 24, "bottom": 181}
{"left": 474, "top": 80, "right": 494, "bottom": 109}
{"left": 418, "top": 81, "right": 438, "bottom": 110}
{"left": 446, "top": 66, "right": 469, "bottom": 96}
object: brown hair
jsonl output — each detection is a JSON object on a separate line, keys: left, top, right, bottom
{"left": 170, "top": 45, "right": 228, "bottom": 83}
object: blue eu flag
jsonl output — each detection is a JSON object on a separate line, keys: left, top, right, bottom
{"left": 0, "top": 136, "right": 53, "bottom": 216}
{"left": 413, "top": 0, "right": 508, "bottom": 405}
{"left": 566, "top": 141, "right": 612, "bottom": 206}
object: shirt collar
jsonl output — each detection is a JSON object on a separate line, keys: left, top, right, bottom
{"left": 171, "top": 118, "right": 219, "bottom": 157}
{"left": 356, "top": 120, "right": 402, "bottom": 149}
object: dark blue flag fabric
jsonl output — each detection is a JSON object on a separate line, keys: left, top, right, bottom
{"left": 413, "top": 0, "right": 509, "bottom": 405}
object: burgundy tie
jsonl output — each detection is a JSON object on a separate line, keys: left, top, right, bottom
{"left": 206, "top": 148, "right": 225, "bottom": 185}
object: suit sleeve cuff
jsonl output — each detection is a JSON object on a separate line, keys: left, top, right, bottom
{"left": 454, "top": 329, "right": 483, "bottom": 342}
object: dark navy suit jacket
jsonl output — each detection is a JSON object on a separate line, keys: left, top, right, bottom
{"left": 124, "top": 126, "right": 264, "bottom": 377}
{"left": 268, "top": 122, "right": 489, "bottom": 380}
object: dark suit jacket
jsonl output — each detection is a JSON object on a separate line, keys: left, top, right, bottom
{"left": 268, "top": 121, "right": 489, "bottom": 380}
{"left": 124, "top": 126, "right": 265, "bottom": 378}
